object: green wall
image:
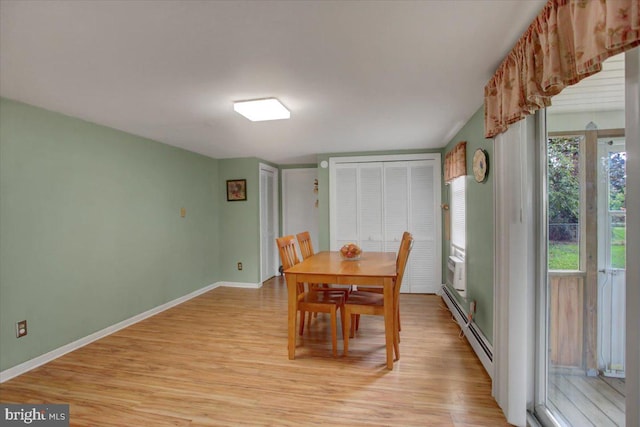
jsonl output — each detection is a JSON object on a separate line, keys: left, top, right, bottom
{"left": 442, "top": 106, "right": 494, "bottom": 343}
{"left": 0, "top": 96, "right": 496, "bottom": 372}
{"left": 217, "top": 158, "right": 261, "bottom": 283}
{"left": 0, "top": 98, "right": 221, "bottom": 370}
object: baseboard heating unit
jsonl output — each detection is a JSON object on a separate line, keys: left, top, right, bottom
{"left": 441, "top": 284, "right": 494, "bottom": 379}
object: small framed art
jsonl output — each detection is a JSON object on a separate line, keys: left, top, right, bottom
{"left": 226, "top": 179, "right": 247, "bottom": 201}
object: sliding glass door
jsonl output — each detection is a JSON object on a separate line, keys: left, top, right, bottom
{"left": 537, "top": 53, "right": 627, "bottom": 427}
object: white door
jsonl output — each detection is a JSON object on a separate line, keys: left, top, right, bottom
{"left": 330, "top": 154, "right": 442, "bottom": 293}
{"left": 282, "top": 168, "right": 319, "bottom": 252}
{"left": 260, "top": 164, "right": 278, "bottom": 282}
{"left": 407, "top": 160, "right": 440, "bottom": 294}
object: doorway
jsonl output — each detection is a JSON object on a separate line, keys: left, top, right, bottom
{"left": 260, "top": 163, "right": 279, "bottom": 283}
{"left": 281, "top": 168, "right": 319, "bottom": 252}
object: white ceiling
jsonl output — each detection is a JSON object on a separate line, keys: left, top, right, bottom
{"left": 0, "top": 0, "right": 546, "bottom": 164}
{"left": 548, "top": 53, "right": 625, "bottom": 114}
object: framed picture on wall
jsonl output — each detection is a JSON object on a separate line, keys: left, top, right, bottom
{"left": 226, "top": 179, "right": 247, "bottom": 201}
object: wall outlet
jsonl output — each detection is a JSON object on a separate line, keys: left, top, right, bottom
{"left": 16, "top": 320, "right": 27, "bottom": 338}
{"left": 237, "top": 262, "right": 243, "bottom": 271}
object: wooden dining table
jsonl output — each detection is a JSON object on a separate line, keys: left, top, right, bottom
{"left": 284, "top": 250, "right": 398, "bottom": 369}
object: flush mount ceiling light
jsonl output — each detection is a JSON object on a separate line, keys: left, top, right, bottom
{"left": 233, "top": 98, "right": 290, "bottom": 121}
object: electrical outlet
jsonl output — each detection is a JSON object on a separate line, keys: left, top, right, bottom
{"left": 237, "top": 262, "right": 243, "bottom": 271}
{"left": 16, "top": 320, "right": 27, "bottom": 338}
{"left": 180, "top": 207, "right": 186, "bottom": 218}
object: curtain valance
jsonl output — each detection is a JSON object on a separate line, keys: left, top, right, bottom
{"left": 444, "top": 141, "right": 467, "bottom": 182}
{"left": 485, "top": 0, "right": 640, "bottom": 138}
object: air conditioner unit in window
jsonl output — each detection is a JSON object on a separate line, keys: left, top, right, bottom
{"left": 447, "top": 255, "right": 466, "bottom": 295}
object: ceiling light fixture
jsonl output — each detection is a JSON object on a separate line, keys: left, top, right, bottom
{"left": 233, "top": 98, "right": 290, "bottom": 121}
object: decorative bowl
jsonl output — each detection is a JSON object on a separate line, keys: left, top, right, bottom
{"left": 339, "top": 243, "right": 362, "bottom": 261}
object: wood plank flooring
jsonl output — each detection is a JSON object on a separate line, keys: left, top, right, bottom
{"left": 0, "top": 276, "right": 509, "bottom": 426}
{"left": 549, "top": 373, "right": 626, "bottom": 426}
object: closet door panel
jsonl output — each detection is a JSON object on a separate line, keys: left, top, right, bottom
{"left": 334, "top": 165, "right": 358, "bottom": 249}
{"left": 407, "top": 161, "right": 439, "bottom": 293}
{"left": 359, "top": 163, "right": 384, "bottom": 251}
{"left": 383, "top": 163, "right": 409, "bottom": 249}
{"left": 409, "top": 162, "right": 436, "bottom": 240}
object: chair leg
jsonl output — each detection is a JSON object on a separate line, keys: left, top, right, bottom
{"left": 299, "top": 310, "right": 306, "bottom": 336}
{"left": 350, "top": 314, "right": 357, "bottom": 338}
{"left": 393, "top": 327, "right": 400, "bottom": 361}
{"left": 355, "top": 314, "right": 360, "bottom": 331}
{"left": 343, "top": 307, "right": 351, "bottom": 356}
{"left": 307, "top": 311, "right": 313, "bottom": 328}
{"left": 330, "top": 307, "right": 338, "bottom": 357}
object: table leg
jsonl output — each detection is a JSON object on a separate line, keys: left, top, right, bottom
{"left": 383, "top": 277, "right": 394, "bottom": 370}
{"left": 286, "top": 273, "right": 297, "bottom": 359}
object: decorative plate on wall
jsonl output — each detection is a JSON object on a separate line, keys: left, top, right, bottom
{"left": 472, "top": 149, "right": 489, "bottom": 183}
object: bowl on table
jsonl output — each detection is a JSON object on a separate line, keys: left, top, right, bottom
{"left": 339, "top": 243, "right": 362, "bottom": 261}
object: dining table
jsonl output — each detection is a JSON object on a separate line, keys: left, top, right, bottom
{"left": 284, "top": 250, "right": 398, "bottom": 370}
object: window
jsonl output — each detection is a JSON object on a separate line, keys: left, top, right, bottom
{"left": 450, "top": 176, "right": 466, "bottom": 256}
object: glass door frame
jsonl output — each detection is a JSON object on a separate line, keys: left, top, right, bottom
{"left": 533, "top": 117, "right": 628, "bottom": 425}
{"left": 533, "top": 47, "right": 639, "bottom": 427}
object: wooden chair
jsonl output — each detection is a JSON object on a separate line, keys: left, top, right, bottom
{"left": 343, "top": 233, "right": 413, "bottom": 361}
{"left": 353, "top": 231, "right": 411, "bottom": 332}
{"left": 296, "top": 231, "right": 349, "bottom": 326}
{"left": 276, "top": 235, "right": 345, "bottom": 357}
{"left": 296, "top": 231, "right": 351, "bottom": 296}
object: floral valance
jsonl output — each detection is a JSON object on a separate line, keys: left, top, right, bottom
{"left": 485, "top": 0, "right": 640, "bottom": 138}
{"left": 444, "top": 141, "right": 467, "bottom": 182}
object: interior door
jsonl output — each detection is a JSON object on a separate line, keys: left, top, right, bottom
{"left": 260, "top": 164, "right": 278, "bottom": 283}
{"left": 282, "top": 168, "right": 319, "bottom": 251}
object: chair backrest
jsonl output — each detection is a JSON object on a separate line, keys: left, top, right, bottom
{"left": 276, "top": 235, "right": 300, "bottom": 270}
{"left": 276, "top": 235, "right": 305, "bottom": 294}
{"left": 394, "top": 233, "right": 414, "bottom": 300}
{"left": 296, "top": 231, "right": 315, "bottom": 260}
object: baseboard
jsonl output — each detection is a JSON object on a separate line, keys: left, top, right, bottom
{"left": 441, "top": 284, "right": 494, "bottom": 379}
{"left": 219, "top": 281, "right": 263, "bottom": 289}
{"left": 0, "top": 282, "right": 224, "bottom": 383}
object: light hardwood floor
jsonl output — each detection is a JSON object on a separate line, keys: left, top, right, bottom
{"left": 0, "top": 276, "right": 509, "bottom": 426}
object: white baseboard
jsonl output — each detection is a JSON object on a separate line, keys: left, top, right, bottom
{"left": 1, "top": 282, "right": 227, "bottom": 383}
{"left": 219, "top": 281, "right": 262, "bottom": 289}
{"left": 441, "top": 284, "right": 494, "bottom": 379}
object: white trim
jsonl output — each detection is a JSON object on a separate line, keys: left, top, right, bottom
{"left": 441, "top": 285, "right": 493, "bottom": 377}
{"left": 625, "top": 47, "right": 639, "bottom": 427}
{"left": 534, "top": 111, "right": 550, "bottom": 417}
{"left": 329, "top": 153, "right": 439, "bottom": 165}
{"left": 492, "top": 117, "right": 537, "bottom": 427}
{"left": 259, "top": 163, "right": 279, "bottom": 283}
{"left": 219, "top": 281, "right": 262, "bottom": 289}
{"left": 0, "top": 282, "right": 224, "bottom": 383}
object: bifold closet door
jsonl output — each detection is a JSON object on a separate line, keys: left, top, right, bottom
{"left": 332, "top": 158, "right": 441, "bottom": 293}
